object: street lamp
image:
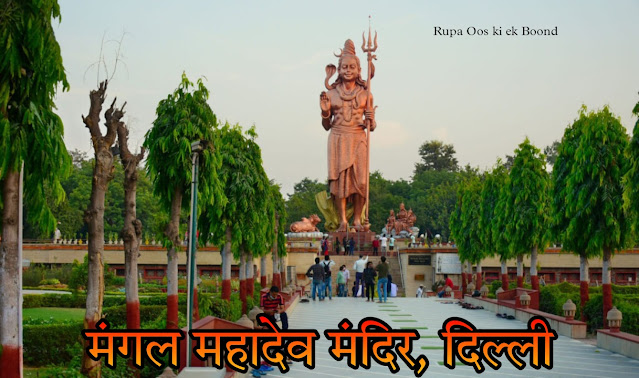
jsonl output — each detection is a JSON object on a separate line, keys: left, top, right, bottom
{"left": 186, "top": 140, "right": 207, "bottom": 367}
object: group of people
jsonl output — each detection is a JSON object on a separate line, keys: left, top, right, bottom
{"left": 306, "top": 254, "right": 394, "bottom": 303}
{"left": 323, "top": 235, "right": 356, "bottom": 256}
{"left": 321, "top": 234, "right": 398, "bottom": 257}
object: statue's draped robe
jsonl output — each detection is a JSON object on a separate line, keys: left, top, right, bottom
{"left": 327, "top": 86, "right": 368, "bottom": 201}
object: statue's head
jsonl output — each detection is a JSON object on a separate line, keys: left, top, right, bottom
{"left": 400, "top": 203, "right": 405, "bottom": 210}
{"left": 310, "top": 214, "right": 321, "bottom": 224}
{"left": 331, "top": 40, "right": 365, "bottom": 87}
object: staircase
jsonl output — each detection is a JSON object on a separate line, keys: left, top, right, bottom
{"left": 320, "top": 254, "right": 405, "bottom": 297}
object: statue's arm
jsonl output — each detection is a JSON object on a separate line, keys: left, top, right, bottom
{"left": 320, "top": 91, "right": 332, "bottom": 130}
{"left": 367, "top": 93, "right": 377, "bottom": 131}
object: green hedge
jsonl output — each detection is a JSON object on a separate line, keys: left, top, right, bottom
{"left": 583, "top": 294, "right": 639, "bottom": 335}
{"left": 589, "top": 284, "right": 639, "bottom": 295}
{"left": 23, "top": 293, "right": 188, "bottom": 309}
{"left": 23, "top": 322, "right": 84, "bottom": 366}
{"left": 538, "top": 285, "right": 581, "bottom": 320}
{"left": 102, "top": 305, "right": 183, "bottom": 328}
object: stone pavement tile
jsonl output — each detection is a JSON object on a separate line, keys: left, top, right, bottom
{"left": 276, "top": 297, "right": 637, "bottom": 377}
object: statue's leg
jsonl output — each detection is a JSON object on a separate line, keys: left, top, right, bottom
{"left": 335, "top": 197, "right": 348, "bottom": 232}
{"left": 353, "top": 195, "right": 365, "bottom": 231}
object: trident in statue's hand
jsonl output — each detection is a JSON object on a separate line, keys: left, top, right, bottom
{"left": 361, "top": 18, "right": 378, "bottom": 229}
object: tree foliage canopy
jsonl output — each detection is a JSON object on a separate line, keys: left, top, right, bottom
{"left": 479, "top": 161, "right": 508, "bottom": 258}
{"left": 502, "top": 138, "right": 550, "bottom": 255}
{"left": 0, "top": 0, "right": 71, "bottom": 232}
{"left": 552, "top": 106, "right": 631, "bottom": 258}
{"left": 450, "top": 174, "right": 483, "bottom": 264}
{"left": 143, "top": 73, "right": 225, "bottom": 248}
{"left": 414, "top": 140, "right": 459, "bottom": 175}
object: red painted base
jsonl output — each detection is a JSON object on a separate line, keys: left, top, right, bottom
{"left": 517, "top": 276, "right": 523, "bottom": 288}
{"left": 248, "top": 278, "right": 255, "bottom": 298}
{"left": 580, "top": 281, "right": 589, "bottom": 321}
{"left": 126, "top": 300, "right": 140, "bottom": 329}
{"left": 261, "top": 275, "right": 267, "bottom": 288}
{"left": 240, "top": 279, "right": 247, "bottom": 314}
{"left": 531, "top": 275, "right": 539, "bottom": 292}
{"left": 603, "top": 283, "right": 613, "bottom": 329}
{"left": 0, "top": 344, "right": 22, "bottom": 378}
{"left": 501, "top": 274, "right": 509, "bottom": 292}
{"left": 461, "top": 272, "right": 467, "bottom": 296}
{"left": 476, "top": 273, "right": 482, "bottom": 291}
{"left": 193, "top": 288, "right": 200, "bottom": 321}
{"left": 222, "top": 279, "right": 231, "bottom": 301}
{"left": 272, "top": 273, "right": 281, "bottom": 289}
{"left": 167, "top": 294, "right": 179, "bottom": 329}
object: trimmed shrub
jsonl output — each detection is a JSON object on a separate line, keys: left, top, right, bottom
{"left": 539, "top": 285, "right": 581, "bottom": 320}
{"left": 584, "top": 294, "right": 639, "bottom": 335}
{"left": 102, "top": 305, "right": 171, "bottom": 328}
{"left": 23, "top": 322, "right": 84, "bottom": 366}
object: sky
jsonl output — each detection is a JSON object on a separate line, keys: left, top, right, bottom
{"left": 52, "top": 0, "right": 639, "bottom": 197}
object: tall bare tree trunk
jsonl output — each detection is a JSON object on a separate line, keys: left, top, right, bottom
{"left": 260, "top": 255, "right": 267, "bottom": 288}
{"left": 579, "top": 255, "right": 589, "bottom": 321}
{"left": 166, "top": 188, "right": 182, "bottom": 329}
{"left": 516, "top": 254, "right": 524, "bottom": 288}
{"left": 221, "top": 226, "right": 232, "bottom": 300}
{"left": 476, "top": 261, "right": 482, "bottom": 291}
{"left": 602, "top": 248, "right": 612, "bottom": 328}
{"left": 501, "top": 259, "right": 508, "bottom": 291}
{"left": 81, "top": 82, "right": 121, "bottom": 377}
{"left": 117, "top": 124, "right": 145, "bottom": 331}
{"left": 0, "top": 169, "right": 22, "bottom": 378}
{"left": 530, "top": 246, "right": 539, "bottom": 291}
{"left": 117, "top": 123, "right": 144, "bottom": 377}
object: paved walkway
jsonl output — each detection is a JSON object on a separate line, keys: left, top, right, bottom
{"left": 270, "top": 297, "right": 639, "bottom": 378}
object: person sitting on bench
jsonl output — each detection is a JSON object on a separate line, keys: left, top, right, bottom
{"left": 260, "top": 285, "right": 288, "bottom": 330}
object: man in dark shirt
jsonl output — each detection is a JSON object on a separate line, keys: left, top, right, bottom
{"left": 260, "top": 286, "right": 288, "bottom": 329}
{"left": 306, "top": 257, "right": 325, "bottom": 300}
{"left": 376, "top": 256, "right": 390, "bottom": 303}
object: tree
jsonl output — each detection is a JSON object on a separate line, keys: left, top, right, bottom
{"left": 450, "top": 175, "right": 483, "bottom": 294}
{"left": 501, "top": 138, "right": 550, "bottom": 290}
{"left": 553, "top": 106, "right": 631, "bottom": 324}
{"left": 543, "top": 140, "right": 560, "bottom": 168}
{"left": 414, "top": 140, "right": 459, "bottom": 175}
{"left": 285, "top": 178, "right": 326, "bottom": 231}
{"left": 624, "top": 97, "right": 639, "bottom": 243}
{"left": 144, "top": 73, "right": 224, "bottom": 328}
{"left": 479, "top": 161, "right": 508, "bottom": 290}
{"left": 80, "top": 81, "right": 125, "bottom": 376}
{"left": 0, "top": 1, "right": 70, "bottom": 375}
{"left": 493, "top": 172, "right": 515, "bottom": 291}
{"left": 116, "top": 121, "right": 145, "bottom": 333}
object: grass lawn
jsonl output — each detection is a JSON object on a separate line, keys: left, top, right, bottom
{"left": 23, "top": 307, "right": 85, "bottom": 322}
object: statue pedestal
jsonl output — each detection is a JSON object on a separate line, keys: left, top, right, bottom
{"left": 328, "top": 231, "right": 376, "bottom": 254}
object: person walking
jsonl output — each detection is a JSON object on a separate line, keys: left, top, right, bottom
{"left": 342, "top": 236, "right": 348, "bottom": 255}
{"left": 306, "top": 257, "right": 325, "bottom": 300}
{"left": 353, "top": 255, "right": 368, "bottom": 297}
{"left": 363, "top": 261, "right": 377, "bottom": 302}
{"left": 321, "top": 255, "right": 335, "bottom": 300}
{"left": 376, "top": 256, "right": 390, "bottom": 303}
{"left": 349, "top": 237, "right": 355, "bottom": 256}
{"left": 389, "top": 236, "right": 395, "bottom": 255}
{"left": 334, "top": 238, "right": 341, "bottom": 254}
{"left": 380, "top": 234, "right": 388, "bottom": 255}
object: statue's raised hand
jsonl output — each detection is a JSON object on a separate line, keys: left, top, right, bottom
{"left": 320, "top": 91, "right": 331, "bottom": 114}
